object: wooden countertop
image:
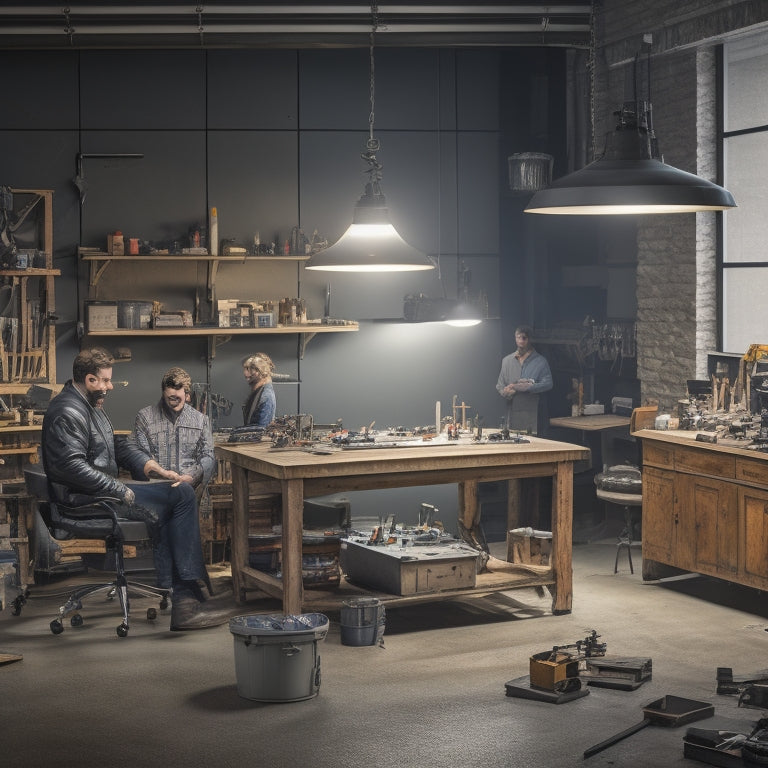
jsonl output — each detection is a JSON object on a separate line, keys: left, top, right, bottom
{"left": 215, "top": 436, "right": 590, "bottom": 482}
{"left": 634, "top": 428, "right": 768, "bottom": 460}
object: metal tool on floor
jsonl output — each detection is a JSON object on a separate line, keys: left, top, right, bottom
{"left": 583, "top": 695, "right": 715, "bottom": 758}
{"left": 581, "top": 656, "right": 652, "bottom": 690}
{"left": 717, "top": 666, "right": 768, "bottom": 696}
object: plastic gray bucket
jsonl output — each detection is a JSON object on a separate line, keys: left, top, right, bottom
{"left": 229, "top": 613, "right": 329, "bottom": 702}
{"left": 340, "top": 598, "right": 385, "bottom": 647}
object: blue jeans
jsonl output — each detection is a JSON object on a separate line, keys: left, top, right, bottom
{"left": 124, "top": 481, "right": 207, "bottom": 589}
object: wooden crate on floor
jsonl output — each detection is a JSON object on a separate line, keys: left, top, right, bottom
{"left": 507, "top": 528, "right": 552, "bottom": 566}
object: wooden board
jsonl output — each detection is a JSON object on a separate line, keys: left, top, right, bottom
{"left": 550, "top": 414, "right": 631, "bottom": 431}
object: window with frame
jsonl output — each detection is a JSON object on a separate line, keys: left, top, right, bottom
{"left": 722, "top": 32, "right": 768, "bottom": 353}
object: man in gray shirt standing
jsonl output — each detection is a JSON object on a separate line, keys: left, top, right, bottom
{"left": 496, "top": 325, "right": 553, "bottom": 435}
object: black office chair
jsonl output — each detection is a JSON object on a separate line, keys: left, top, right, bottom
{"left": 23, "top": 466, "right": 169, "bottom": 637}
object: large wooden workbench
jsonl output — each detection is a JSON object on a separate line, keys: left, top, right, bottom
{"left": 636, "top": 429, "right": 768, "bottom": 589}
{"left": 214, "top": 437, "right": 589, "bottom": 615}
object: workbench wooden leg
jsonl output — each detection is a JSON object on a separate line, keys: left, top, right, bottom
{"left": 507, "top": 479, "right": 521, "bottom": 533}
{"left": 281, "top": 478, "right": 304, "bottom": 615}
{"left": 457, "top": 480, "right": 488, "bottom": 563}
{"left": 550, "top": 460, "right": 573, "bottom": 614}
{"left": 230, "top": 464, "right": 250, "bottom": 605}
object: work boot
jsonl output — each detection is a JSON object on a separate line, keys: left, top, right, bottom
{"left": 169, "top": 586, "right": 231, "bottom": 631}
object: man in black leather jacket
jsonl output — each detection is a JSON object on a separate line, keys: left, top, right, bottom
{"left": 42, "top": 347, "right": 228, "bottom": 630}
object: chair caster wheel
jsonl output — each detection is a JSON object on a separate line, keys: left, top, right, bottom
{"left": 147, "top": 607, "right": 157, "bottom": 621}
{"left": 50, "top": 619, "right": 64, "bottom": 635}
{"left": 160, "top": 597, "right": 169, "bottom": 610}
{"left": 11, "top": 590, "right": 28, "bottom": 616}
{"left": 70, "top": 613, "right": 84, "bottom": 627}
{"left": 116, "top": 623, "right": 129, "bottom": 638}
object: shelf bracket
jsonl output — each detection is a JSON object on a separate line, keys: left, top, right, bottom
{"left": 89, "top": 258, "right": 112, "bottom": 288}
{"left": 299, "top": 332, "right": 317, "bottom": 359}
{"left": 208, "top": 334, "right": 232, "bottom": 363}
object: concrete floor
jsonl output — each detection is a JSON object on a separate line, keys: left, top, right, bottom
{"left": 2, "top": 539, "right": 767, "bottom": 768}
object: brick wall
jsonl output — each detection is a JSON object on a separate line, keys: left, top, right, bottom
{"left": 696, "top": 47, "right": 719, "bottom": 379}
{"left": 593, "top": 0, "right": 768, "bottom": 410}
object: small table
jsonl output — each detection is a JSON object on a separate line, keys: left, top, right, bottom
{"left": 549, "top": 414, "right": 632, "bottom": 468}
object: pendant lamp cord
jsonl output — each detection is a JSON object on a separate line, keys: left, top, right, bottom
{"left": 363, "top": 1, "right": 383, "bottom": 193}
{"left": 588, "top": 1, "right": 596, "bottom": 161}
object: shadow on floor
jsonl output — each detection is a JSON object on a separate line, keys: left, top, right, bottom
{"left": 654, "top": 572, "right": 768, "bottom": 619}
{"left": 365, "top": 589, "right": 551, "bottom": 635}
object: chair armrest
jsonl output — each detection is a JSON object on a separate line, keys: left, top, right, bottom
{"left": 58, "top": 497, "right": 127, "bottom": 524}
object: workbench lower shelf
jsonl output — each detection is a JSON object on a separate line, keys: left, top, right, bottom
{"left": 237, "top": 557, "right": 555, "bottom": 611}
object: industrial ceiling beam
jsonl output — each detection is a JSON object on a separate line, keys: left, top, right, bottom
{"left": 0, "top": 2, "right": 591, "bottom": 49}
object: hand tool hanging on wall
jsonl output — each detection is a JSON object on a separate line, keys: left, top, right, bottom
{"left": 73, "top": 153, "right": 144, "bottom": 205}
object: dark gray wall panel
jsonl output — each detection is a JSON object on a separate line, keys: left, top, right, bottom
{"left": 207, "top": 130, "right": 298, "bottom": 252}
{"left": 299, "top": 48, "right": 441, "bottom": 131}
{"left": 299, "top": 48, "right": 369, "bottom": 130}
{"left": 0, "top": 52, "right": 79, "bottom": 129}
{"left": 457, "top": 50, "right": 501, "bottom": 130}
{"left": 436, "top": 131, "right": 459, "bottom": 257}
{"left": 0, "top": 130, "right": 80, "bottom": 253}
{"left": 298, "top": 128, "right": 369, "bottom": 243}
{"left": 207, "top": 50, "right": 298, "bottom": 130}
{"left": 372, "top": 130, "right": 442, "bottom": 255}
{"left": 80, "top": 50, "right": 206, "bottom": 130}
{"left": 458, "top": 131, "right": 500, "bottom": 254}
{"left": 438, "top": 50, "right": 458, "bottom": 131}
{"left": 78, "top": 130, "right": 206, "bottom": 248}
{"left": 369, "top": 48, "right": 441, "bottom": 129}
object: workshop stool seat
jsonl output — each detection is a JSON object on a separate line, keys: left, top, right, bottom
{"left": 594, "top": 465, "right": 643, "bottom": 574}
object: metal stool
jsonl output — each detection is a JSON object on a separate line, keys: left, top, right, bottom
{"left": 594, "top": 464, "right": 643, "bottom": 574}
{"left": 595, "top": 488, "right": 643, "bottom": 573}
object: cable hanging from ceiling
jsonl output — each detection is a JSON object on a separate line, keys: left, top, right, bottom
{"left": 306, "top": 0, "right": 435, "bottom": 272}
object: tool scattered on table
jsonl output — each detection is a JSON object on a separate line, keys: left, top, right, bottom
{"left": 583, "top": 695, "right": 715, "bottom": 758}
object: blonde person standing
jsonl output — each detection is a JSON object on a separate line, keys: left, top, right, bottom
{"left": 242, "top": 353, "right": 276, "bottom": 428}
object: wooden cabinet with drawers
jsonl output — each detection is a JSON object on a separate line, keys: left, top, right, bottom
{"left": 638, "top": 430, "right": 768, "bottom": 590}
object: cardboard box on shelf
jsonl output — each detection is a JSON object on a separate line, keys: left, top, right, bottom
{"left": 107, "top": 232, "right": 124, "bottom": 256}
{"left": 86, "top": 301, "right": 118, "bottom": 331}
